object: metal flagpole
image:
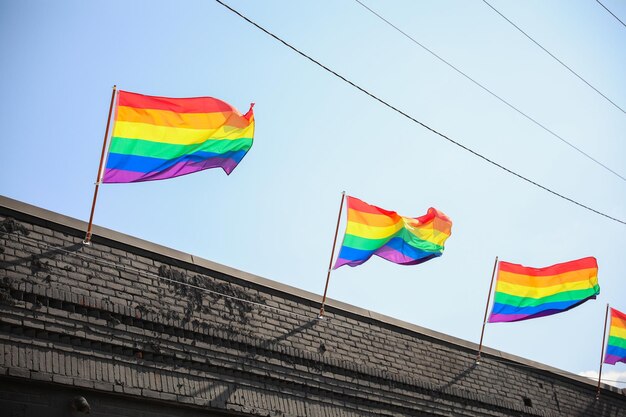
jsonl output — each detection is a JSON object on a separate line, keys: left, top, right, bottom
{"left": 84, "top": 85, "right": 117, "bottom": 245}
{"left": 596, "top": 303, "right": 610, "bottom": 400}
{"left": 476, "top": 256, "right": 499, "bottom": 363}
{"left": 319, "top": 191, "right": 346, "bottom": 318}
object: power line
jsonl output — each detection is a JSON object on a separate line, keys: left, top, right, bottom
{"left": 482, "top": 0, "right": 626, "bottom": 115}
{"left": 353, "top": 0, "right": 625, "bottom": 183}
{"left": 596, "top": 0, "right": 626, "bottom": 29}
{"left": 214, "top": 0, "right": 626, "bottom": 226}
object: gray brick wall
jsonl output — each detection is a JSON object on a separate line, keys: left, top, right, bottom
{"left": 0, "top": 195, "right": 624, "bottom": 417}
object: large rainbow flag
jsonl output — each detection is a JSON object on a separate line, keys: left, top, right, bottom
{"left": 604, "top": 307, "right": 626, "bottom": 365}
{"left": 489, "top": 257, "right": 599, "bottom": 323}
{"left": 334, "top": 196, "right": 452, "bottom": 268}
{"left": 102, "top": 91, "right": 254, "bottom": 183}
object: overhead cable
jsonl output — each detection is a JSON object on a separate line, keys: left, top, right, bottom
{"left": 482, "top": 0, "right": 626, "bottom": 115}
{"left": 596, "top": 0, "right": 626, "bottom": 29}
{"left": 214, "top": 0, "right": 625, "bottom": 226}
{"left": 354, "top": 0, "right": 625, "bottom": 182}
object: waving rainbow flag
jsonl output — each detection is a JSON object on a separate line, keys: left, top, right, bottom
{"left": 605, "top": 308, "right": 626, "bottom": 365}
{"left": 334, "top": 196, "right": 452, "bottom": 268}
{"left": 102, "top": 91, "right": 254, "bottom": 183}
{"left": 489, "top": 257, "right": 599, "bottom": 323}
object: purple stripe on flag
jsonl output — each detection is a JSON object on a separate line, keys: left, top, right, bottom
{"left": 488, "top": 313, "right": 530, "bottom": 323}
{"left": 374, "top": 246, "right": 417, "bottom": 264}
{"left": 103, "top": 157, "right": 239, "bottom": 183}
{"left": 334, "top": 247, "right": 439, "bottom": 268}
{"left": 333, "top": 258, "right": 366, "bottom": 269}
{"left": 489, "top": 309, "right": 563, "bottom": 323}
{"left": 375, "top": 246, "right": 439, "bottom": 265}
{"left": 604, "top": 354, "right": 626, "bottom": 365}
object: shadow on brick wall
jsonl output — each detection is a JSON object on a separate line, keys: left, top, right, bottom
{"left": 436, "top": 361, "right": 477, "bottom": 393}
{"left": 0, "top": 241, "right": 83, "bottom": 272}
{"left": 188, "top": 319, "right": 319, "bottom": 406}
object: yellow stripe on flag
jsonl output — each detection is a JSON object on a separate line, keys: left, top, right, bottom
{"left": 113, "top": 121, "right": 254, "bottom": 145}
{"left": 495, "top": 278, "right": 597, "bottom": 299}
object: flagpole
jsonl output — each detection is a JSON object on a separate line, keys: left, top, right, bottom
{"left": 596, "top": 303, "right": 610, "bottom": 400}
{"left": 476, "top": 256, "right": 499, "bottom": 363}
{"left": 319, "top": 191, "right": 346, "bottom": 318}
{"left": 84, "top": 85, "right": 117, "bottom": 245}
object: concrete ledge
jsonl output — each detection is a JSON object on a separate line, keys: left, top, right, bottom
{"left": 0, "top": 194, "right": 621, "bottom": 396}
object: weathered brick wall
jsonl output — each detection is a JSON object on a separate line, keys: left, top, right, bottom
{"left": 0, "top": 195, "right": 624, "bottom": 417}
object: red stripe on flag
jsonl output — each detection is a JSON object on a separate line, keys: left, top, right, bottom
{"left": 118, "top": 90, "right": 236, "bottom": 113}
{"left": 611, "top": 308, "right": 626, "bottom": 329}
{"left": 347, "top": 196, "right": 398, "bottom": 217}
{"left": 498, "top": 257, "right": 597, "bottom": 277}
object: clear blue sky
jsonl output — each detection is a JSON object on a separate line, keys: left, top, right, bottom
{"left": 1, "top": 0, "right": 625, "bottom": 385}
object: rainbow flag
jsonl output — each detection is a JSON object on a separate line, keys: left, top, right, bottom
{"left": 334, "top": 196, "right": 452, "bottom": 268}
{"left": 102, "top": 91, "right": 254, "bottom": 183}
{"left": 604, "top": 308, "right": 626, "bottom": 365}
{"left": 489, "top": 257, "right": 599, "bottom": 323}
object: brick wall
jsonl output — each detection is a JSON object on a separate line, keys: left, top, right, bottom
{"left": 0, "top": 195, "right": 624, "bottom": 417}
